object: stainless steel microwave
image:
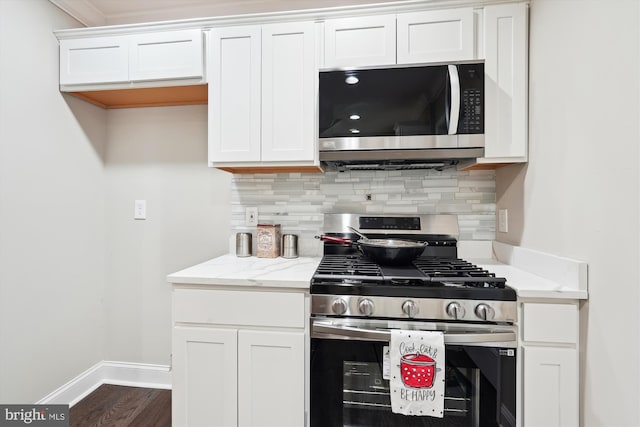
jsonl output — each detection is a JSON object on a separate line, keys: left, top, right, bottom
{"left": 318, "top": 62, "right": 485, "bottom": 170}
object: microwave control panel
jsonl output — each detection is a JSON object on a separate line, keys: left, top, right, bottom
{"left": 460, "top": 88, "right": 483, "bottom": 133}
{"left": 457, "top": 63, "right": 484, "bottom": 134}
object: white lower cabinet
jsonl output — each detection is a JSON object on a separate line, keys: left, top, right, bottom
{"left": 173, "top": 327, "right": 238, "bottom": 427}
{"left": 520, "top": 301, "right": 580, "bottom": 427}
{"left": 172, "top": 288, "right": 307, "bottom": 427}
{"left": 523, "top": 346, "right": 579, "bottom": 427}
{"left": 238, "top": 330, "right": 305, "bottom": 427}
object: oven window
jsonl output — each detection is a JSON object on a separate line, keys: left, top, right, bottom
{"left": 311, "top": 338, "right": 515, "bottom": 427}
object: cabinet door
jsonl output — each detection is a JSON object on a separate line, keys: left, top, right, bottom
{"left": 483, "top": 3, "right": 528, "bottom": 160}
{"left": 237, "top": 330, "right": 305, "bottom": 427}
{"left": 129, "top": 29, "right": 203, "bottom": 82}
{"left": 397, "top": 8, "right": 475, "bottom": 64}
{"left": 59, "top": 36, "right": 128, "bottom": 85}
{"left": 523, "top": 346, "right": 579, "bottom": 427}
{"left": 323, "top": 15, "right": 396, "bottom": 67}
{"left": 261, "top": 22, "right": 316, "bottom": 162}
{"left": 208, "top": 26, "right": 262, "bottom": 163}
{"left": 173, "top": 327, "right": 238, "bottom": 427}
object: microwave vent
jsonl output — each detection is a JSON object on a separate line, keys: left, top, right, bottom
{"left": 323, "top": 160, "right": 458, "bottom": 172}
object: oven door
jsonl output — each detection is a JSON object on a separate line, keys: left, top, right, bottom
{"left": 310, "top": 318, "right": 517, "bottom": 427}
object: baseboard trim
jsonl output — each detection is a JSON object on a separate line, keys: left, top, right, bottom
{"left": 37, "top": 361, "right": 171, "bottom": 407}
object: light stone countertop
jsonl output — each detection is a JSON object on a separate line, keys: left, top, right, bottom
{"left": 167, "top": 243, "right": 588, "bottom": 300}
{"left": 167, "top": 254, "right": 321, "bottom": 289}
{"left": 472, "top": 259, "right": 588, "bottom": 300}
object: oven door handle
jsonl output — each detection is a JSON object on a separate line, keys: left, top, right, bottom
{"left": 312, "top": 322, "right": 516, "bottom": 345}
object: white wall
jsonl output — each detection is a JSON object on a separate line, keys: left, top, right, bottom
{"left": 0, "top": 0, "right": 232, "bottom": 402}
{"left": 496, "top": 1, "right": 640, "bottom": 425}
{"left": 0, "top": 0, "right": 107, "bottom": 403}
{"left": 104, "top": 106, "right": 231, "bottom": 364}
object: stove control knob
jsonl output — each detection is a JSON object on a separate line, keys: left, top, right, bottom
{"left": 402, "top": 300, "right": 419, "bottom": 318}
{"left": 446, "top": 302, "right": 466, "bottom": 320}
{"left": 475, "top": 303, "right": 495, "bottom": 321}
{"left": 358, "top": 298, "right": 375, "bottom": 316}
{"left": 331, "top": 298, "right": 348, "bottom": 315}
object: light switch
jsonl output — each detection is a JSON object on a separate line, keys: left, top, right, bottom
{"left": 134, "top": 200, "right": 146, "bottom": 220}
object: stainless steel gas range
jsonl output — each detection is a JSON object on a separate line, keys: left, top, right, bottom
{"left": 310, "top": 214, "right": 517, "bottom": 427}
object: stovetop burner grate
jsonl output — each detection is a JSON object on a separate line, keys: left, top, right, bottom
{"left": 412, "top": 257, "right": 507, "bottom": 288}
{"left": 311, "top": 255, "right": 509, "bottom": 292}
{"left": 314, "top": 255, "right": 382, "bottom": 277}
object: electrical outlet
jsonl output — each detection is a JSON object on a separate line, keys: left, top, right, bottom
{"left": 498, "top": 209, "right": 508, "bottom": 233}
{"left": 134, "top": 200, "right": 146, "bottom": 220}
{"left": 246, "top": 207, "right": 258, "bottom": 226}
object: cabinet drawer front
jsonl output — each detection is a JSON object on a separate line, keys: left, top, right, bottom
{"left": 174, "top": 289, "right": 305, "bottom": 328}
{"left": 324, "top": 15, "right": 396, "bottom": 67}
{"left": 129, "top": 29, "right": 203, "bottom": 82}
{"left": 60, "top": 36, "right": 129, "bottom": 85}
{"left": 523, "top": 303, "right": 578, "bottom": 344}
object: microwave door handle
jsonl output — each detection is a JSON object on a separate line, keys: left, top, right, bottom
{"left": 447, "top": 64, "right": 460, "bottom": 135}
{"left": 312, "top": 322, "right": 516, "bottom": 344}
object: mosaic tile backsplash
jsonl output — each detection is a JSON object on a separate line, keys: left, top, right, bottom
{"left": 231, "top": 169, "right": 496, "bottom": 257}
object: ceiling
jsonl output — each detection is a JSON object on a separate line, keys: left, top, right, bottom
{"left": 49, "top": 0, "right": 401, "bottom": 27}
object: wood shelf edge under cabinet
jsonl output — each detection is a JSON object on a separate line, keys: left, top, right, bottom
{"left": 460, "top": 162, "right": 515, "bottom": 171}
{"left": 64, "top": 84, "right": 208, "bottom": 109}
{"left": 458, "top": 157, "right": 527, "bottom": 171}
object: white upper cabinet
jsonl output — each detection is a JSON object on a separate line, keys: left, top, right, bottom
{"left": 323, "top": 8, "right": 475, "bottom": 68}
{"left": 261, "top": 22, "right": 316, "bottom": 163}
{"left": 397, "top": 8, "right": 475, "bottom": 64}
{"left": 323, "top": 15, "right": 396, "bottom": 68}
{"left": 60, "top": 36, "right": 129, "bottom": 85}
{"left": 208, "top": 22, "right": 319, "bottom": 171}
{"left": 129, "top": 29, "right": 203, "bottom": 82}
{"left": 480, "top": 2, "right": 528, "bottom": 162}
{"left": 208, "top": 26, "right": 262, "bottom": 163}
{"left": 59, "top": 29, "right": 204, "bottom": 87}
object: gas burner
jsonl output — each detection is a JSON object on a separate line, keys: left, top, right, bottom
{"left": 413, "top": 257, "right": 507, "bottom": 288}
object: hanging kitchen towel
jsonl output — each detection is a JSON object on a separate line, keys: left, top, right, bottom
{"left": 389, "top": 329, "right": 445, "bottom": 417}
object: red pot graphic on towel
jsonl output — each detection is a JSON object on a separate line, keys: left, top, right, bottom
{"left": 400, "top": 353, "right": 436, "bottom": 388}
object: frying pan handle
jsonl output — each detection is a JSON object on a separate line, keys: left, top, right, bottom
{"left": 315, "top": 235, "right": 353, "bottom": 244}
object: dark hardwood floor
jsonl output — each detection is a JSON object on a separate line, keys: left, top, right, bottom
{"left": 70, "top": 384, "right": 171, "bottom": 427}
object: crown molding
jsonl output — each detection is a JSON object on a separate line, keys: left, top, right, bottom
{"left": 53, "top": 0, "right": 526, "bottom": 39}
{"left": 48, "top": 0, "right": 108, "bottom": 26}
